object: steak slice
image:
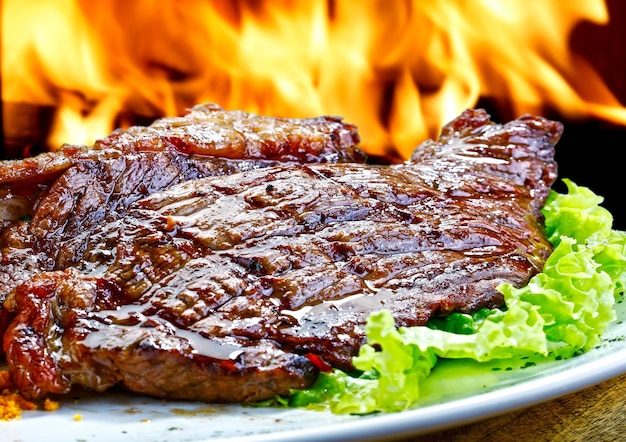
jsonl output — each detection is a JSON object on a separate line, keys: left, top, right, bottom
{"left": 2, "top": 109, "right": 561, "bottom": 403}
{"left": 0, "top": 104, "right": 364, "bottom": 308}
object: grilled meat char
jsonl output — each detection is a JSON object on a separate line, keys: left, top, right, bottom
{"left": 2, "top": 109, "right": 561, "bottom": 404}
{"left": 0, "top": 103, "right": 363, "bottom": 337}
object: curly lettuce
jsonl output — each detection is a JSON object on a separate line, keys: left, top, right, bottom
{"left": 284, "top": 180, "right": 626, "bottom": 414}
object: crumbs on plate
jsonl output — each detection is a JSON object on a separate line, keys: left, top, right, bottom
{"left": 0, "top": 369, "right": 59, "bottom": 421}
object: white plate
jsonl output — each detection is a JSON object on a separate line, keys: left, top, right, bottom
{"left": 3, "top": 298, "right": 626, "bottom": 442}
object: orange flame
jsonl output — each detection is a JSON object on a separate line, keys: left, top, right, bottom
{"left": 2, "top": 0, "right": 625, "bottom": 159}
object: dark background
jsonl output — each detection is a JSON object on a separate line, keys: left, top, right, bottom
{"left": 476, "top": 0, "right": 626, "bottom": 229}
{"left": 551, "top": 0, "right": 625, "bottom": 230}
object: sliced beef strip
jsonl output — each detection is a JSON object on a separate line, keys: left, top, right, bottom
{"left": 3, "top": 109, "right": 562, "bottom": 403}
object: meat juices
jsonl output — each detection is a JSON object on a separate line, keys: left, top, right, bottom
{"left": 0, "top": 103, "right": 363, "bottom": 318}
{"left": 1, "top": 107, "right": 561, "bottom": 403}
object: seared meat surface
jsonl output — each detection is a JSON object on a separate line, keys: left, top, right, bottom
{"left": 2, "top": 108, "right": 561, "bottom": 404}
{"left": 0, "top": 103, "right": 363, "bottom": 306}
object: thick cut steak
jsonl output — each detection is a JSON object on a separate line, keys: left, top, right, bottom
{"left": 2, "top": 109, "right": 561, "bottom": 404}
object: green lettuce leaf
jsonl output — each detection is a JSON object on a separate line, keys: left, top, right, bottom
{"left": 285, "top": 180, "right": 626, "bottom": 414}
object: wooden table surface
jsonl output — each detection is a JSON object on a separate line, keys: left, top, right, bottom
{"left": 395, "top": 371, "right": 626, "bottom": 441}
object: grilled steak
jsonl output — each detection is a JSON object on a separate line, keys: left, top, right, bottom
{"left": 2, "top": 108, "right": 561, "bottom": 404}
{"left": 0, "top": 103, "right": 363, "bottom": 309}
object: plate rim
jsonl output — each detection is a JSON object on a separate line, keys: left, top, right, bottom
{"left": 236, "top": 343, "right": 626, "bottom": 442}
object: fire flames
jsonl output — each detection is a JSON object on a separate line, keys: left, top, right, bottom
{"left": 2, "top": 0, "right": 625, "bottom": 159}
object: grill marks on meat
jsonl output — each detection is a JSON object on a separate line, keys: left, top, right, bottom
{"left": 0, "top": 104, "right": 363, "bottom": 305}
{"left": 2, "top": 108, "right": 562, "bottom": 404}
{"left": 96, "top": 102, "right": 363, "bottom": 162}
{"left": 5, "top": 269, "right": 317, "bottom": 402}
